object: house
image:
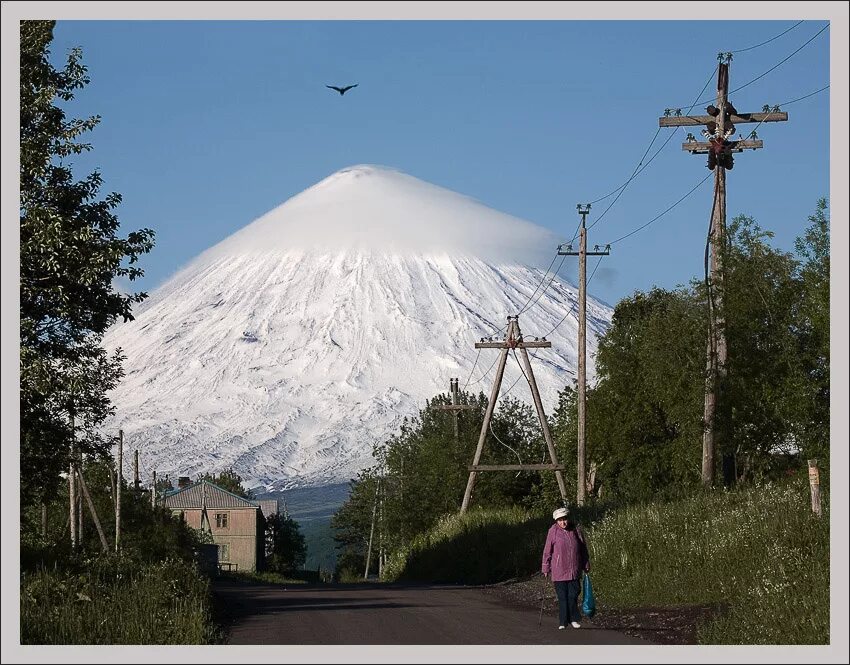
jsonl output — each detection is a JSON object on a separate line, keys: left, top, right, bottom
{"left": 162, "top": 479, "right": 267, "bottom": 572}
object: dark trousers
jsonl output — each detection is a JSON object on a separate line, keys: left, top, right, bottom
{"left": 553, "top": 579, "right": 581, "bottom": 625}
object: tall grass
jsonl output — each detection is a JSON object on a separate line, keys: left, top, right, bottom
{"left": 588, "top": 478, "right": 829, "bottom": 643}
{"left": 21, "top": 557, "right": 220, "bottom": 644}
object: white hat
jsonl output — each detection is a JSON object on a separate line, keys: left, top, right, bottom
{"left": 552, "top": 507, "right": 568, "bottom": 520}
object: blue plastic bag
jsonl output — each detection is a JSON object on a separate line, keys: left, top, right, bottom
{"left": 581, "top": 573, "right": 596, "bottom": 618}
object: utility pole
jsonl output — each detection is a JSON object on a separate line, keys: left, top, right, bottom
{"left": 69, "top": 412, "right": 77, "bottom": 550}
{"left": 77, "top": 467, "right": 109, "bottom": 552}
{"left": 134, "top": 450, "right": 140, "bottom": 492}
{"left": 69, "top": 447, "right": 77, "bottom": 550}
{"left": 558, "top": 205, "right": 609, "bottom": 506}
{"left": 460, "top": 316, "right": 568, "bottom": 513}
{"left": 364, "top": 477, "right": 379, "bottom": 579}
{"left": 430, "top": 378, "right": 477, "bottom": 442}
{"left": 659, "top": 57, "right": 788, "bottom": 486}
{"left": 378, "top": 469, "right": 385, "bottom": 578}
{"left": 116, "top": 429, "right": 123, "bottom": 552}
{"left": 151, "top": 470, "right": 157, "bottom": 508}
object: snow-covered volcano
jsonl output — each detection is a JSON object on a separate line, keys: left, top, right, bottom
{"left": 104, "top": 165, "right": 613, "bottom": 490}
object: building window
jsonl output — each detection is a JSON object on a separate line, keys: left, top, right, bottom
{"left": 215, "top": 512, "right": 229, "bottom": 529}
{"left": 219, "top": 543, "right": 230, "bottom": 561}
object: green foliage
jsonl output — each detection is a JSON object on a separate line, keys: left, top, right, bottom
{"left": 195, "top": 468, "right": 254, "bottom": 499}
{"left": 223, "top": 570, "right": 313, "bottom": 585}
{"left": 21, "top": 557, "right": 220, "bottom": 644}
{"left": 717, "top": 214, "right": 808, "bottom": 480}
{"left": 382, "top": 506, "right": 542, "bottom": 584}
{"left": 20, "top": 457, "right": 209, "bottom": 570}
{"left": 789, "top": 199, "right": 830, "bottom": 466}
{"left": 20, "top": 20, "right": 154, "bottom": 504}
{"left": 20, "top": 456, "right": 221, "bottom": 644}
{"left": 587, "top": 287, "right": 706, "bottom": 502}
{"left": 264, "top": 513, "right": 307, "bottom": 573}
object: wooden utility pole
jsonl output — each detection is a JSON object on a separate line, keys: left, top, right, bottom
{"left": 659, "top": 58, "right": 788, "bottom": 487}
{"left": 378, "top": 471, "right": 385, "bottom": 578}
{"left": 77, "top": 468, "right": 109, "bottom": 552}
{"left": 430, "top": 378, "right": 477, "bottom": 442}
{"left": 134, "top": 449, "right": 140, "bottom": 491}
{"left": 808, "top": 459, "right": 822, "bottom": 518}
{"left": 558, "top": 205, "right": 609, "bottom": 506}
{"left": 460, "top": 316, "right": 568, "bottom": 513}
{"left": 151, "top": 470, "right": 157, "bottom": 508}
{"left": 69, "top": 413, "right": 77, "bottom": 550}
{"left": 364, "top": 478, "right": 379, "bottom": 579}
{"left": 116, "top": 429, "right": 123, "bottom": 552}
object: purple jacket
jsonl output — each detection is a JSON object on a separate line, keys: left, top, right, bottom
{"left": 541, "top": 523, "right": 590, "bottom": 582}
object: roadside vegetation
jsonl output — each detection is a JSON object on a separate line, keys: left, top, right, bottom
{"left": 21, "top": 555, "right": 219, "bottom": 645}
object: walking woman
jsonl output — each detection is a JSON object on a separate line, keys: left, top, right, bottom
{"left": 541, "top": 506, "right": 590, "bottom": 629}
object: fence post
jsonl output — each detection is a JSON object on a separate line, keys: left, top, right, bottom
{"left": 807, "top": 459, "right": 822, "bottom": 518}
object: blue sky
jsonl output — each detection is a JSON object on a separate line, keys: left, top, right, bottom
{"left": 38, "top": 16, "right": 836, "bottom": 309}
{"left": 15, "top": 13, "right": 840, "bottom": 311}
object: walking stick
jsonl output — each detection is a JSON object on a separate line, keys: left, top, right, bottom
{"left": 538, "top": 572, "right": 547, "bottom": 628}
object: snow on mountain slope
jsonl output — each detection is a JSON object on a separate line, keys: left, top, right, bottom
{"left": 103, "top": 165, "right": 613, "bottom": 490}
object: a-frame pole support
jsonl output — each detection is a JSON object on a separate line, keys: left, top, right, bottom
{"left": 460, "top": 316, "right": 568, "bottom": 513}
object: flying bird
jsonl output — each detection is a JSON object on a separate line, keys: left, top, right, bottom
{"left": 326, "top": 84, "right": 358, "bottom": 96}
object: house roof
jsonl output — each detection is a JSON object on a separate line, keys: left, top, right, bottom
{"left": 257, "top": 499, "right": 279, "bottom": 517}
{"left": 162, "top": 480, "right": 259, "bottom": 510}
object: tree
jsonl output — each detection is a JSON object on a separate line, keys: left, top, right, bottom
{"left": 195, "top": 468, "right": 255, "bottom": 499}
{"left": 790, "top": 199, "right": 830, "bottom": 466}
{"left": 585, "top": 287, "right": 706, "bottom": 502}
{"left": 265, "top": 513, "right": 307, "bottom": 573}
{"left": 718, "top": 214, "right": 804, "bottom": 481}
{"left": 20, "top": 21, "right": 155, "bottom": 506}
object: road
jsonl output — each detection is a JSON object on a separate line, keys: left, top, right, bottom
{"left": 214, "top": 578, "right": 646, "bottom": 645}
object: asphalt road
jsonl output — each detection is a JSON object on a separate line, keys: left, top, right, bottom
{"left": 214, "top": 579, "right": 646, "bottom": 645}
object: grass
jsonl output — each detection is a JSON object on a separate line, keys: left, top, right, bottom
{"left": 20, "top": 557, "right": 220, "bottom": 644}
{"left": 383, "top": 505, "right": 545, "bottom": 584}
{"left": 382, "top": 476, "right": 829, "bottom": 644}
{"left": 587, "top": 478, "right": 829, "bottom": 644}
{"left": 222, "top": 570, "right": 315, "bottom": 585}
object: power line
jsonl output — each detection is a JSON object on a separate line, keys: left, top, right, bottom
{"left": 684, "top": 23, "right": 829, "bottom": 109}
{"left": 584, "top": 65, "right": 718, "bottom": 236}
{"left": 461, "top": 348, "right": 482, "bottom": 391}
{"left": 570, "top": 67, "right": 717, "bottom": 242}
{"left": 514, "top": 250, "right": 563, "bottom": 316}
{"left": 778, "top": 84, "right": 829, "bottom": 107}
{"left": 589, "top": 65, "right": 717, "bottom": 212}
{"left": 728, "top": 23, "right": 829, "bottom": 97}
{"left": 729, "top": 20, "right": 804, "bottom": 53}
{"left": 518, "top": 253, "right": 567, "bottom": 316}
{"left": 605, "top": 173, "right": 714, "bottom": 246}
